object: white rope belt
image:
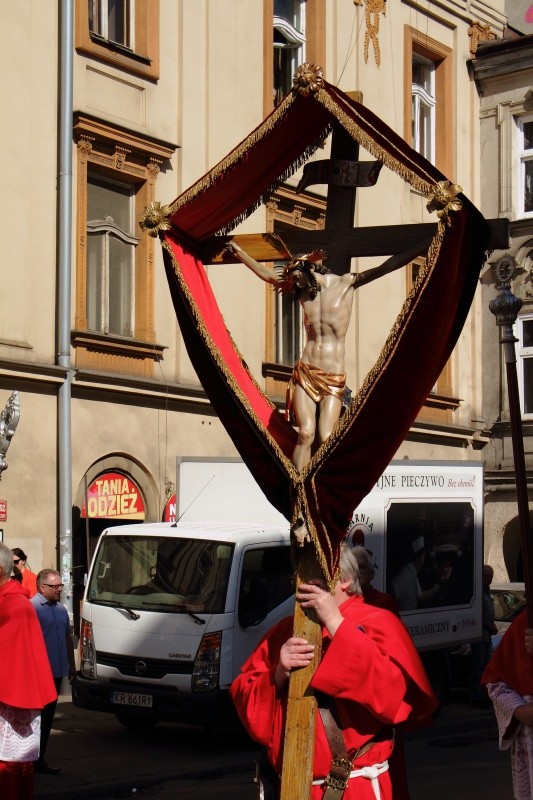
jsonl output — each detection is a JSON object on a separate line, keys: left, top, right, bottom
{"left": 312, "top": 760, "right": 389, "bottom": 800}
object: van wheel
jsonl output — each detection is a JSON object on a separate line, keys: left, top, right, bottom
{"left": 115, "top": 712, "right": 158, "bottom": 729}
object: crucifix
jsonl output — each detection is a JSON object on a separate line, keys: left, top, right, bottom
{"left": 200, "top": 114, "right": 508, "bottom": 799}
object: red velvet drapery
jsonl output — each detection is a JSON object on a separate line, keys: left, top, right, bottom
{"left": 159, "top": 79, "right": 490, "bottom": 583}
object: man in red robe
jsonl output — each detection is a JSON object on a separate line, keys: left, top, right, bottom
{"left": 0, "top": 542, "right": 57, "bottom": 800}
{"left": 230, "top": 540, "right": 438, "bottom": 799}
{"left": 482, "top": 609, "right": 533, "bottom": 800}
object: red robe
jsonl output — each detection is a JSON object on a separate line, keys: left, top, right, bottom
{"left": 230, "top": 595, "right": 437, "bottom": 799}
{"left": 482, "top": 609, "right": 533, "bottom": 696}
{"left": 363, "top": 585, "right": 400, "bottom": 616}
{"left": 0, "top": 579, "right": 57, "bottom": 709}
{"left": 21, "top": 569, "right": 37, "bottom": 599}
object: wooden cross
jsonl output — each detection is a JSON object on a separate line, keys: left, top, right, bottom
{"left": 201, "top": 121, "right": 509, "bottom": 800}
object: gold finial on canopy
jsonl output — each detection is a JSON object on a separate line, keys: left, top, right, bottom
{"left": 139, "top": 200, "right": 172, "bottom": 237}
{"left": 426, "top": 181, "right": 463, "bottom": 226}
{"left": 292, "top": 63, "right": 324, "bottom": 97}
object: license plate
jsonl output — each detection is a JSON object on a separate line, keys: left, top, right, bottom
{"left": 112, "top": 691, "right": 153, "bottom": 708}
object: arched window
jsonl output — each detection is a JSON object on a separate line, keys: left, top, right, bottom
{"left": 86, "top": 177, "right": 138, "bottom": 338}
{"left": 273, "top": 0, "right": 306, "bottom": 105}
{"left": 411, "top": 54, "right": 435, "bottom": 163}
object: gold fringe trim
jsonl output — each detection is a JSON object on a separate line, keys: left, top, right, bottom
{"left": 291, "top": 481, "right": 338, "bottom": 590}
{"left": 311, "top": 219, "right": 446, "bottom": 469}
{"left": 162, "top": 240, "right": 299, "bottom": 482}
{"left": 166, "top": 82, "right": 453, "bottom": 238}
{"left": 168, "top": 91, "right": 297, "bottom": 215}
{"left": 164, "top": 238, "right": 344, "bottom": 584}
{"left": 161, "top": 83, "right": 462, "bottom": 585}
{"left": 215, "top": 130, "right": 332, "bottom": 236}
{"left": 309, "top": 473, "right": 340, "bottom": 590}
{"left": 316, "top": 87, "right": 435, "bottom": 193}
{"left": 168, "top": 92, "right": 330, "bottom": 236}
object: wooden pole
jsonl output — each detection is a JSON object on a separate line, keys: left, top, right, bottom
{"left": 489, "top": 255, "right": 533, "bottom": 623}
{"left": 279, "top": 120, "right": 361, "bottom": 800}
{"left": 280, "top": 544, "right": 324, "bottom": 800}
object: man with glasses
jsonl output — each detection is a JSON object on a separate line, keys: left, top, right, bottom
{"left": 31, "top": 570, "right": 76, "bottom": 775}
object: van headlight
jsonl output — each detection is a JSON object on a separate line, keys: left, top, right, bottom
{"left": 192, "top": 631, "right": 221, "bottom": 692}
{"left": 79, "top": 618, "right": 97, "bottom": 679}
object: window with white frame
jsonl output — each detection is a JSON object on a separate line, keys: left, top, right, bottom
{"left": 274, "top": 279, "right": 305, "bottom": 367}
{"left": 412, "top": 54, "right": 435, "bottom": 163}
{"left": 86, "top": 177, "right": 138, "bottom": 338}
{"left": 517, "top": 315, "right": 533, "bottom": 416}
{"left": 273, "top": 0, "right": 306, "bottom": 106}
{"left": 518, "top": 117, "right": 533, "bottom": 216}
{"left": 88, "top": 0, "right": 133, "bottom": 49}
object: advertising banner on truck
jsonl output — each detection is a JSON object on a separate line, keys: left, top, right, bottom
{"left": 349, "top": 461, "right": 483, "bottom": 651}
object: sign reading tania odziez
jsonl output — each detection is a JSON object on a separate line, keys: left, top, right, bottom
{"left": 81, "top": 472, "right": 145, "bottom": 520}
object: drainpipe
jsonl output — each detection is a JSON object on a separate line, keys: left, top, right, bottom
{"left": 57, "top": 0, "right": 74, "bottom": 621}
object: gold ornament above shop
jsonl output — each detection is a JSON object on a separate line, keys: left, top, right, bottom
{"left": 354, "top": 0, "right": 387, "bottom": 67}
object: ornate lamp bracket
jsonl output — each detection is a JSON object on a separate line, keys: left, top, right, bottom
{"left": 0, "top": 391, "right": 20, "bottom": 480}
{"left": 489, "top": 255, "right": 522, "bottom": 362}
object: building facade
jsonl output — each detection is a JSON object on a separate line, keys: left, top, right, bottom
{"left": 0, "top": 0, "right": 509, "bottom": 624}
{"left": 471, "top": 25, "right": 533, "bottom": 582}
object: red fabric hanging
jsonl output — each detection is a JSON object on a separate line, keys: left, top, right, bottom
{"left": 159, "top": 78, "right": 490, "bottom": 583}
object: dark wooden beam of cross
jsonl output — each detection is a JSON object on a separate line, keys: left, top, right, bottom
{"left": 200, "top": 119, "right": 510, "bottom": 800}
{"left": 279, "top": 122, "right": 364, "bottom": 800}
{"left": 202, "top": 217, "right": 509, "bottom": 264}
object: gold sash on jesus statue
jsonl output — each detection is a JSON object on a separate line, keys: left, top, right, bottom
{"left": 285, "top": 360, "right": 346, "bottom": 422}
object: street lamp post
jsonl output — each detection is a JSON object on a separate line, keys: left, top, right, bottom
{"left": 489, "top": 255, "right": 533, "bottom": 623}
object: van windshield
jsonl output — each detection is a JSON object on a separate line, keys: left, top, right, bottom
{"left": 87, "top": 535, "right": 234, "bottom": 615}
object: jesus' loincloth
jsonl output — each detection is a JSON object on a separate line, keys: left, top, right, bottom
{"left": 285, "top": 360, "right": 346, "bottom": 423}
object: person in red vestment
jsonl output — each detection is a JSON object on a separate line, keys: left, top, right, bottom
{"left": 352, "top": 545, "right": 417, "bottom": 800}
{"left": 230, "top": 539, "right": 438, "bottom": 800}
{"left": 11, "top": 547, "right": 37, "bottom": 598}
{"left": 0, "top": 542, "right": 57, "bottom": 800}
{"left": 352, "top": 545, "right": 400, "bottom": 616}
{"left": 482, "top": 609, "right": 533, "bottom": 800}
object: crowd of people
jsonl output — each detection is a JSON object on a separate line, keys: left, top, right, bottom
{"left": 0, "top": 543, "right": 75, "bottom": 798}
{"left": 3, "top": 533, "right": 530, "bottom": 800}
{"left": 230, "top": 540, "right": 533, "bottom": 800}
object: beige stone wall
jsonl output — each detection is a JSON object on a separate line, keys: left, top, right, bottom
{"left": 0, "top": 0, "right": 511, "bottom": 594}
{"left": 0, "top": 388, "right": 57, "bottom": 571}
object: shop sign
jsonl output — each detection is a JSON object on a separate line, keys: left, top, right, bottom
{"left": 82, "top": 472, "right": 145, "bottom": 520}
{"left": 163, "top": 492, "right": 176, "bottom": 523}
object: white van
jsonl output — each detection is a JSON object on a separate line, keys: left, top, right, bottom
{"left": 73, "top": 457, "right": 485, "bottom": 720}
{"left": 72, "top": 521, "right": 293, "bottom": 727}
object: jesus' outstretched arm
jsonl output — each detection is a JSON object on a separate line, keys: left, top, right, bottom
{"left": 226, "top": 240, "right": 279, "bottom": 285}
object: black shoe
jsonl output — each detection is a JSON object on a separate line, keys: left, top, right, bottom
{"left": 34, "top": 761, "right": 62, "bottom": 775}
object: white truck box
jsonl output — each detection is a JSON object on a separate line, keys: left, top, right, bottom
{"left": 72, "top": 458, "right": 483, "bottom": 723}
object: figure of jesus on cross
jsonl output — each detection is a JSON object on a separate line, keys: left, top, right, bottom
{"left": 227, "top": 240, "right": 411, "bottom": 471}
